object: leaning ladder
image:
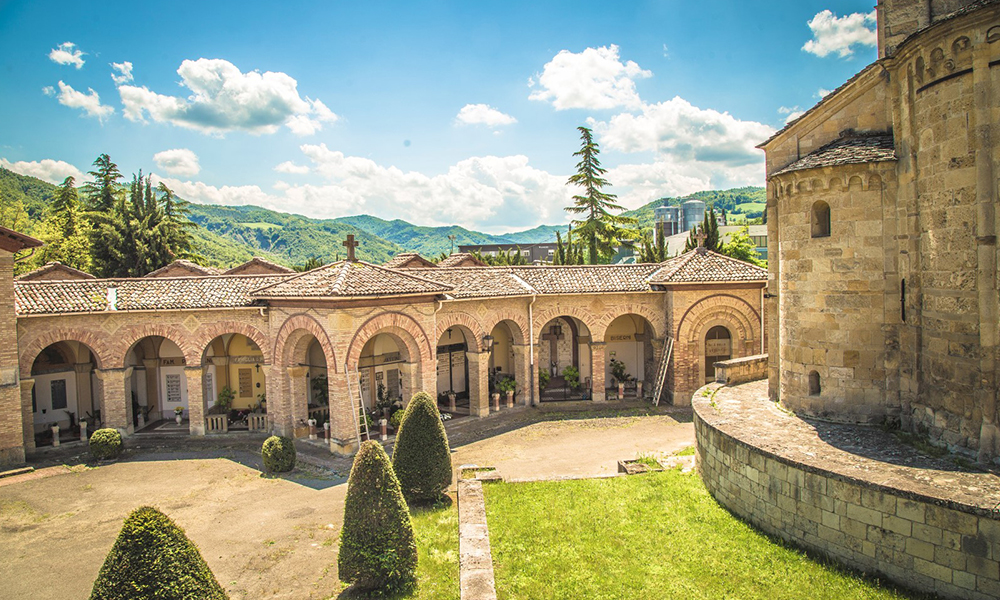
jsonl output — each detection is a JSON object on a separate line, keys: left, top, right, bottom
{"left": 345, "top": 364, "right": 369, "bottom": 448}
{"left": 652, "top": 336, "right": 675, "bottom": 406}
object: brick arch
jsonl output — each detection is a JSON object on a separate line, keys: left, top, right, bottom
{"left": 272, "top": 313, "right": 337, "bottom": 372}
{"left": 485, "top": 309, "right": 529, "bottom": 345}
{"left": 435, "top": 312, "right": 486, "bottom": 346}
{"left": 193, "top": 321, "right": 271, "bottom": 365}
{"left": 599, "top": 305, "right": 664, "bottom": 341}
{"left": 677, "top": 295, "right": 760, "bottom": 347}
{"left": 19, "top": 328, "right": 112, "bottom": 378}
{"left": 115, "top": 324, "right": 200, "bottom": 368}
{"left": 533, "top": 307, "right": 600, "bottom": 341}
{"left": 346, "top": 311, "right": 432, "bottom": 366}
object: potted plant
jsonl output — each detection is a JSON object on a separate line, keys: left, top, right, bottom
{"left": 174, "top": 406, "right": 184, "bottom": 425}
{"left": 445, "top": 389, "right": 457, "bottom": 411}
{"left": 538, "top": 367, "right": 550, "bottom": 389}
{"left": 498, "top": 377, "right": 516, "bottom": 407}
{"left": 562, "top": 365, "right": 581, "bottom": 391}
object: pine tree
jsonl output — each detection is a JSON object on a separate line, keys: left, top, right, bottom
{"left": 28, "top": 177, "right": 92, "bottom": 274}
{"left": 565, "top": 126, "right": 637, "bottom": 264}
{"left": 391, "top": 392, "right": 452, "bottom": 503}
{"left": 705, "top": 208, "right": 720, "bottom": 251}
{"left": 554, "top": 231, "right": 566, "bottom": 265}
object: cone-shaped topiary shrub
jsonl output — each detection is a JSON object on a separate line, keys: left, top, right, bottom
{"left": 89, "top": 428, "right": 123, "bottom": 460}
{"left": 391, "top": 391, "right": 452, "bottom": 503}
{"left": 261, "top": 435, "right": 296, "bottom": 473}
{"left": 90, "top": 506, "right": 228, "bottom": 600}
{"left": 339, "top": 440, "right": 417, "bottom": 593}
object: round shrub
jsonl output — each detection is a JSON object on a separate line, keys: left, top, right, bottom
{"left": 89, "top": 428, "right": 123, "bottom": 461}
{"left": 391, "top": 391, "right": 452, "bottom": 503}
{"left": 261, "top": 436, "right": 296, "bottom": 473}
{"left": 90, "top": 506, "right": 228, "bottom": 600}
{"left": 339, "top": 440, "right": 417, "bottom": 593}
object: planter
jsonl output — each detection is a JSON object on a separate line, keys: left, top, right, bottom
{"left": 51, "top": 425, "right": 60, "bottom": 447}
{"left": 617, "top": 383, "right": 625, "bottom": 400}
{"left": 447, "top": 392, "right": 457, "bottom": 412}
{"left": 175, "top": 415, "right": 183, "bottom": 425}
{"left": 79, "top": 421, "right": 88, "bottom": 442}
{"left": 491, "top": 393, "right": 500, "bottom": 412}
{"left": 308, "top": 418, "right": 317, "bottom": 439}
{"left": 505, "top": 390, "right": 514, "bottom": 408}
{"left": 637, "top": 381, "right": 644, "bottom": 399}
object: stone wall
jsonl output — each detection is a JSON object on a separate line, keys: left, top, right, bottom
{"left": 714, "top": 354, "right": 768, "bottom": 386}
{"left": 694, "top": 381, "right": 1000, "bottom": 600}
{"left": 0, "top": 250, "right": 22, "bottom": 465}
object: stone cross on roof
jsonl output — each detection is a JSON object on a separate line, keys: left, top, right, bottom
{"left": 694, "top": 230, "right": 708, "bottom": 255}
{"left": 343, "top": 234, "right": 359, "bottom": 262}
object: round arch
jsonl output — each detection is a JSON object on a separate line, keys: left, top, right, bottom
{"left": 116, "top": 324, "right": 200, "bottom": 368}
{"left": 435, "top": 312, "right": 486, "bottom": 347}
{"left": 273, "top": 314, "right": 337, "bottom": 371}
{"left": 532, "top": 306, "right": 600, "bottom": 342}
{"left": 346, "top": 312, "right": 432, "bottom": 367}
{"left": 19, "top": 329, "right": 111, "bottom": 378}
{"left": 485, "top": 309, "right": 529, "bottom": 346}
{"left": 676, "top": 294, "right": 761, "bottom": 344}
{"left": 193, "top": 322, "right": 271, "bottom": 365}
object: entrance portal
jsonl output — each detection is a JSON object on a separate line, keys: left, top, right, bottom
{"left": 704, "top": 326, "right": 732, "bottom": 382}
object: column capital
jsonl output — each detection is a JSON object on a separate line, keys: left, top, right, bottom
{"left": 74, "top": 362, "right": 94, "bottom": 374}
{"left": 142, "top": 359, "right": 159, "bottom": 370}
{"left": 183, "top": 365, "right": 203, "bottom": 374}
{"left": 287, "top": 366, "right": 308, "bottom": 378}
{"left": 94, "top": 367, "right": 133, "bottom": 380}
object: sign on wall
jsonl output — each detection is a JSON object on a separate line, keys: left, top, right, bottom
{"left": 238, "top": 368, "right": 253, "bottom": 398}
{"left": 165, "top": 374, "right": 182, "bottom": 403}
{"left": 706, "top": 339, "right": 732, "bottom": 356}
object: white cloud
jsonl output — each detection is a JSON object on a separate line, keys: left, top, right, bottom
{"left": 608, "top": 159, "right": 764, "bottom": 209}
{"left": 118, "top": 58, "right": 338, "bottom": 136}
{"left": 778, "top": 105, "right": 805, "bottom": 123}
{"left": 111, "top": 61, "right": 133, "bottom": 84}
{"left": 817, "top": 88, "right": 833, "bottom": 98}
{"left": 54, "top": 81, "right": 114, "bottom": 121}
{"left": 153, "top": 148, "right": 200, "bottom": 176}
{"left": 662, "top": 44, "right": 670, "bottom": 58}
{"left": 274, "top": 161, "right": 310, "bottom": 174}
{"left": 0, "top": 158, "right": 83, "bottom": 184}
{"left": 42, "top": 86, "right": 55, "bottom": 96}
{"left": 589, "top": 96, "right": 774, "bottom": 167}
{"left": 48, "top": 42, "right": 85, "bottom": 69}
{"left": 529, "top": 45, "right": 651, "bottom": 110}
{"left": 802, "top": 10, "right": 877, "bottom": 58}
{"left": 455, "top": 104, "right": 517, "bottom": 127}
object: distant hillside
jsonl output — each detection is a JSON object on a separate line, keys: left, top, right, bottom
{"left": 622, "top": 186, "right": 766, "bottom": 229}
{"left": 502, "top": 224, "right": 568, "bottom": 244}
{"left": 335, "top": 215, "right": 508, "bottom": 258}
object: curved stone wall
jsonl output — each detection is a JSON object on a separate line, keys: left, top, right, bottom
{"left": 694, "top": 381, "right": 1000, "bottom": 600}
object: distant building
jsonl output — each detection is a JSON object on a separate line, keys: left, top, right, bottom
{"left": 458, "top": 243, "right": 557, "bottom": 264}
{"left": 653, "top": 197, "right": 729, "bottom": 239}
{"left": 661, "top": 225, "right": 767, "bottom": 261}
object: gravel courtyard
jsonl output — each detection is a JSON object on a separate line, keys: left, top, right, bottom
{"left": 0, "top": 405, "right": 693, "bottom": 599}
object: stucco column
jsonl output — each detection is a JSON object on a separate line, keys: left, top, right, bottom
{"left": 328, "top": 371, "right": 358, "bottom": 455}
{"left": 512, "top": 344, "right": 530, "bottom": 406}
{"left": 591, "top": 343, "right": 607, "bottom": 402}
{"left": 95, "top": 367, "right": 133, "bottom": 435}
{"left": 531, "top": 342, "right": 541, "bottom": 406}
{"left": 467, "top": 351, "right": 490, "bottom": 417}
{"left": 286, "top": 366, "right": 309, "bottom": 438}
{"left": 18, "top": 379, "right": 35, "bottom": 456}
{"left": 74, "top": 362, "right": 94, "bottom": 420}
{"left": 184, "top": 367, "right": 205, "bottom": 436}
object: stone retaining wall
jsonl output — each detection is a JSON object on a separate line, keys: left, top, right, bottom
{"left": 714, "top": 354, "right": 768, "bottom": 386}
{"left": 694, "top": 381, "right": 1000, "bottom": 600}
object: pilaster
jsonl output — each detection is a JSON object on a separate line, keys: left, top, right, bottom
{"left": 184, "top": 367, "right": 205, "bottom": 436}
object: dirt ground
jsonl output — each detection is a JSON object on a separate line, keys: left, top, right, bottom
{"left": 0, "top": 406, "right": 693, "bottom": 600}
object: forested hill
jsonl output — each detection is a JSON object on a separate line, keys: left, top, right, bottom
{"left": 0, "top": 167, "right": 763, "bottom": 269}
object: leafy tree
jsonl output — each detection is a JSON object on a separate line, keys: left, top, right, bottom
{"left": 565, "top": 126, "right": 637, "bottom": 264}
{"left": 90, "top": 506, "right": 228, "bottom": 600}
{"left": 391, "top": 391, "right": 452, "bottom": 503}
{"left": 637, "top": 225, "right": 668, "bottom": 263}
{"left": 719, "top": 225, "right": 765, "bottom": 267}
{"left": 295, "top": 256, "right": 324, "bottom": 271}
{"left": 339, "top": 440, "right": 417, "bottom": 593}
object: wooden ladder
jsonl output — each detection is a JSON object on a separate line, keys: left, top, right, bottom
{"left": 652, "top": 336, "right": 674, "bottom": 407}
{"left": 345, "top": 363, "right": 369, "bottom": 448}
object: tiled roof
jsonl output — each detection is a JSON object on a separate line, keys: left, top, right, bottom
{"left": 649, "top": 249, "right": 767, "bottom": 284}
{"left": 250, "top": 261, "right": 452, "bottom": 298}
{"left": 406, "top": 267, "right": 533, "bottom": 299}
{"left": 437, "top": 253, "right": 488, "bottom": 267}
{"left": 509, "top": 264, "right": 662, "bottom": 294}
{"left": 224, "top": 257, "right": 295, "bottom": 275}
{"left": 15, "top": 275, "right": 288, "bottom": 315}
{"left": 144, "top": 260, "right": 221, "bottom": 277}
{"left": 383, "top": 253, "right": 439, "bottom": 269}
{"left": 17, "top": 261, "right": 96, "bottom": 281}
{"left": 0, "top": 225, "right": 43, "bottom": 254}
{"left": 771, "top": 133, "right": 896, "bottom": 176}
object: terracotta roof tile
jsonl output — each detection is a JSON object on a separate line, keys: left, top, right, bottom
{"left": 144, "top": 259, "right": 221, "bottom": 277}
{"left": 250, "top": 261, "right": 452, "bottom": 298}
{"left": 224, "top": 257, "right": 295, "bottom": 275}
{"left": 15, "top": 275, "right": 288, "bottom": 315}
{"left": 406, "top": 267, "right": 532, "bottom": 298}
{"left": 509, "top": 264, "right": 661, "bottom": 294}
{"left": 648, "top": 249, "right": 767, "bottom": 284}
{"left": 437, "top": 253, "right": 488, "bottom": 267}
{"left": 383, "top": 253, "right": 439, "bottom": 269}
{"left": 17, "top": 261, "right": 96, "bottom": 281}
{"left": 771, "top": 133, "right": 896, "bottom": 176}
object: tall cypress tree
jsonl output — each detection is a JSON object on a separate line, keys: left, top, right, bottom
{"left": 565, "top": 126, "right": 637, "bottom": 264}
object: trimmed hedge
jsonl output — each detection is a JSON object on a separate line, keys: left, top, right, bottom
{"left": 261, "top": 436, "right": 296, "bottom": 473}
{"left": 338, "top": 440, "right": 417, "bottom": 592}
{"left": 391, "top": 391, "right": 452, "bottom": 503}
{"left": 89, "top": 428, "right": 123, "bottom": 461}
{"left": 90, "top": 506, "right": 228, "bottom": 600}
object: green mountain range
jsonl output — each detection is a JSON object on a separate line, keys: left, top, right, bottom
{"left": 0, "top": 167, "right": 763, "bottom": 269}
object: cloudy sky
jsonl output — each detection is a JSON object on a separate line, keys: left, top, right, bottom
{"left": 0, "top": 1, "right": 877, "bottom": 233}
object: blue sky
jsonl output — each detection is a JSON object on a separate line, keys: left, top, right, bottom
{"left": 0, "top": 1, "right": 878, "bottom": 232}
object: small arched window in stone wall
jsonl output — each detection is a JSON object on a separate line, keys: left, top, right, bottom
{"left": 811, "top": 201, "right": 831, "bottom": 238}
{"left": 808, "top": 370, "right": 821, "bottom": 396}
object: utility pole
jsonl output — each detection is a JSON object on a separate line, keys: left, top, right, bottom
{"left": 448, "top": 234, "right": 456, "bottom": 255}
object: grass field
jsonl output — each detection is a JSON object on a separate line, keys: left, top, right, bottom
{"left": 483, "top": 470, "right": 927, "bottom": 600}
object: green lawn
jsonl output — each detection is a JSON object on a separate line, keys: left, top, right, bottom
{"left": 484, "top": 470, "right": 927, "bottom": 600}
{"left": 407, "top": 502, "right": 459, "bottom": 599}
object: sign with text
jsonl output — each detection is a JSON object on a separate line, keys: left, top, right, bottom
{"left": 705, "top": 339, "right": 732, "bottom": 357}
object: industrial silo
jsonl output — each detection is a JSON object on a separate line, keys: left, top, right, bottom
{"left": 681, "top": 199, "right": 706, "bottom": 233}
